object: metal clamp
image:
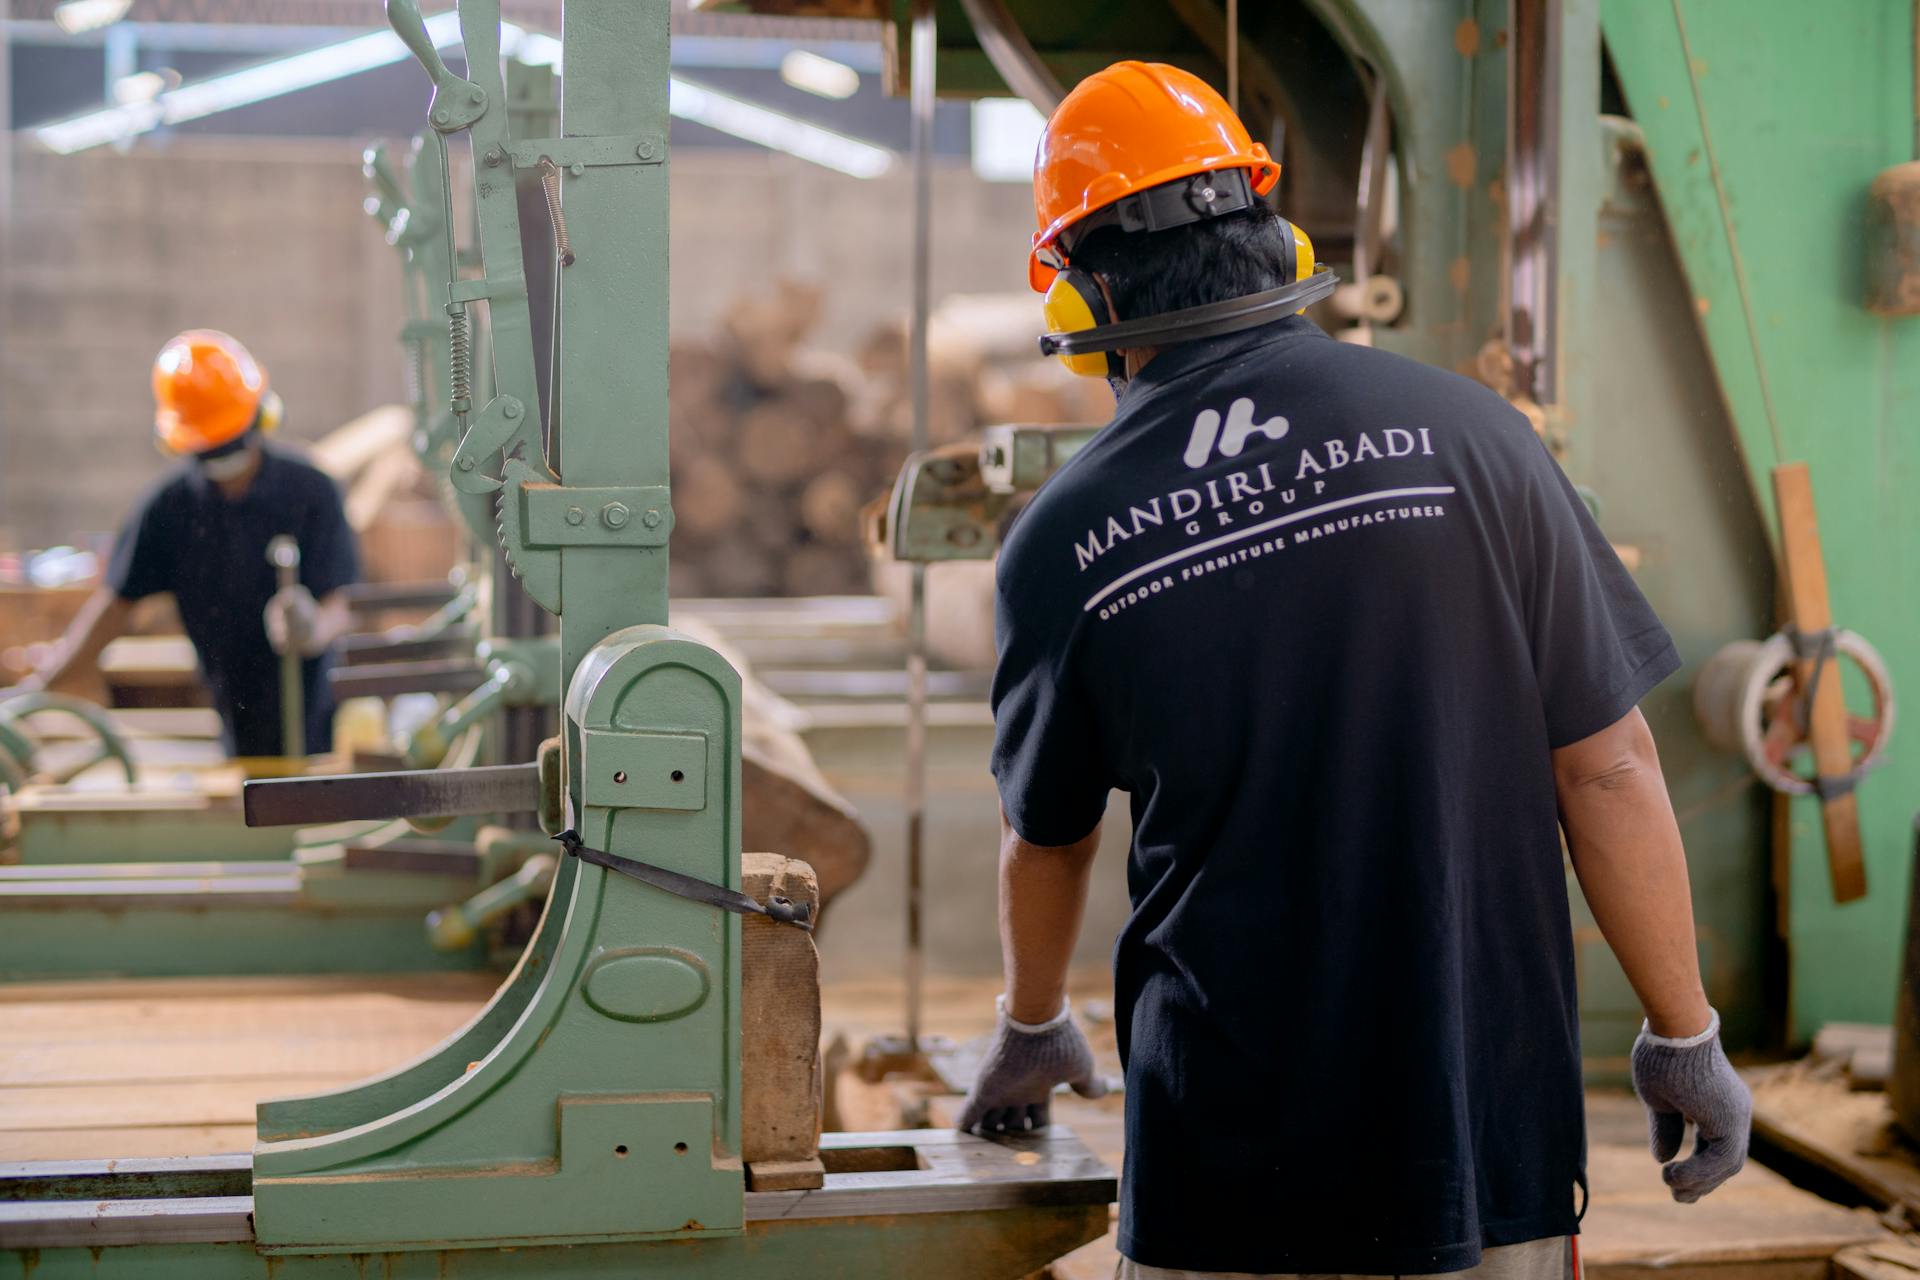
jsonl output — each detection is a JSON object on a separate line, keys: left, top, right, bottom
{"left": 508, "top": 135, "right": 665, "bottom": 170}
{"left": 554, "top": 830, "right": 813, "bottom": 930}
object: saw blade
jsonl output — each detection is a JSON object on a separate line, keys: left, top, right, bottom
{"left": 495, "top": 457, "right": 562, "bottom": 615}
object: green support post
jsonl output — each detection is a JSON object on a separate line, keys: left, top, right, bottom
{"left": 1603, "top": 0, "right": 1920, "bottom": 1040}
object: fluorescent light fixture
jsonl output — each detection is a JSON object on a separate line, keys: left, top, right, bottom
{"left": 52, "top": 0, "right": 130, "bottom": 35}
{"left": 670, "top": 76, "right": 893, "bottom": 179}
{"left": 35, "top": 11, "right": 464, "bottom": 155}
{"left": 971, "top": 96, "right": 1044, "bottom": 183}
{"left": 779, "top": 49, "right": 860, "bottom": 100}
{"left": 112, "top": 68, "right": 179, "bottom": 105}
{"left": 510, "top": 30, "right": 564, "bottom": 68}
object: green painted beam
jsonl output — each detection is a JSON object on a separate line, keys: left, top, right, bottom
{"left": 1604, "top": 0, "right": 1920, "bottom": 1041}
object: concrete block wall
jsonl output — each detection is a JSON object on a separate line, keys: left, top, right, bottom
{"left": 2, "top": 138, "right": 405, "bottom": 551}
{"left": 2, "top": 138, "right": 1037, "bottom": 550}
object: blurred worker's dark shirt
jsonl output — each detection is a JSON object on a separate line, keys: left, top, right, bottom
{"left": 990, "top": 315, "right": 1678, "bottom": 1274}
{"left": 108, "top": 442, "right": 359, "bottom": 757}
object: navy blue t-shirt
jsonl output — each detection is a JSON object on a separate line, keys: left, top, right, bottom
{"left": 108, "top": 444, "right": 359, "bottom": 757}
{"left": 990, "top": 316, "right": 1678, "bottom": 1275}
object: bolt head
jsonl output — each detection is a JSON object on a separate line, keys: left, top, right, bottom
{"left": 432, "top": 109, "right": 449, "bottom": 125}
{"left": 602, "top": 502, "right": 631, "bottom": 529}
{"left": 469, "top": 87, "right": 484, "bottom": 104}
{"left": 485, "top": 146, "right": 504, "bottom": 166}
{"left": 456, "top": 456, "right": 475, "bottom": 472}
{"left": 642, "top": 509, "right": 663, "bottom": 529}
{"left": 637, "top": 141, "right": 656, "bottom": 160}
{"left": 565, "top": 506, "right": 585, "bottom": 526}
{"left": 570, "top": 162, "right": 585, "bottom": 177}
{"left": 503, "top": 400, "right": 522, "bottom": 419}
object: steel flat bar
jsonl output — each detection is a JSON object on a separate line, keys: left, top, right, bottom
{"left": 0, "top": 1196, "right": 255, "bottom": 1248}
{"left": 344, "top": 581, "right": 463, "bottom": 611}
{"left": 0, "top": 1132, "right": 1112, "bottom": 1247}
{"left": 243, "top": 763, "right": 540, "bottom": 827}
{"left": 0, "top": 1155, "right": 250, "bottom": 1201}
{"left": 340, "top": 633, "right": 473, "bottom": 666}
{"left": 328, "top": 660, "right": 486, "bottom": 699}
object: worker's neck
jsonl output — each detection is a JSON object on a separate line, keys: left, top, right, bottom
{"left": 1121, "top": 347, "right": 1159, "bottom": 379}
{"left": 208, "top": 446, "right": 264, "bottom": 501}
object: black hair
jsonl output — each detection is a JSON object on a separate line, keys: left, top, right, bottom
{"left": 1069, "top": 205, "right": 1297, "bottom": 324}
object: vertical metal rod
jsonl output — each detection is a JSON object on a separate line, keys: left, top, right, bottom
{"left": 1226, "top": 0, "right": 1239, "bottom": 114}
{"left": 268, "top": 537, "right": 304, "bottom": 759}
{"left": 904, "top": 0, "right": 937, "bottom": 1053}
{"left": 1505, "top": 0, "right": 1558, "bottom": 406}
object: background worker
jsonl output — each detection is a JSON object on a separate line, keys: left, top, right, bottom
{"left": 958, "top": 63, "right": 1751, "bottom": 1278}
{"left": 20, "top": 330, "right": 359, "bottom": 758}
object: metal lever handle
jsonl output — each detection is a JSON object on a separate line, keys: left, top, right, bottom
{"left": 362, "top": 144, "right": 406, "bottom": 218}
{"left": 386, "top": 0, "right": 487, "bottom": 132}
{"left": 244, "top": 762, "right": 541, "bottom": 827}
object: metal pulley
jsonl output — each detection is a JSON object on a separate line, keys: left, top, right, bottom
{"left": 1694, "top": 628, "right": 1897, "bottom": 798}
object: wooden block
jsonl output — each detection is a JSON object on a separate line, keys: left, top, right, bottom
{"left": 744, "top": 1156, "right": 826, "bottom": 1191}
{"left": 1748, "top": 1063, "right": 1920, "bottom": 1217}
{"left": 1816, "top": 1023, "right": 1898, "bottom": 1068}
{"left": 1834, "top": 1240, "right": 1920, "bottom": 1280}
{"left": 741, "top": 852, "right": 822, "bottom": 1169}
{"left": 1771, "top": 463, "right": 1868, "bottom": 903}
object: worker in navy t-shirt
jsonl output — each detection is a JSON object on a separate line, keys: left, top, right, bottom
{"left": 957, "top": 64, "right": 1752, "bottom": 1279}
{"left": 21, "top": 331, "right": 358, "bottom": 758}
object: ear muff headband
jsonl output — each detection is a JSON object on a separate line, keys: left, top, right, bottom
{"left": 1040, "top": 270, "right": 1127, "bottom": 379}
{"left": 1040, "top": 265, "right": 1340, "bottom": 362}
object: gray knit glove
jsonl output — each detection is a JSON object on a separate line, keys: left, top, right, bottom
{"left": 1631, "top": 1009, "right": 1752, "bottom": 1203}
{"left": 956, "top": 997, "right": 1110, "bottom": 1134}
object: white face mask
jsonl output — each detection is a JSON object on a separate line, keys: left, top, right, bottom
{"left": 199, "top": 445, "right": 255, "bottom": 481}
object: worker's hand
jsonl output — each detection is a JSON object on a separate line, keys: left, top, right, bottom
{"left": 956, "top": 997, "right": 1111, "bottom": 1135}
{"left": 263, "top": 586, "right": 324, "bottom": 658}
{"left": 1631, "top": 1009, "right": 1752, "bottom": 1203}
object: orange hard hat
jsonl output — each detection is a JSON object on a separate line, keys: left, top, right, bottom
{"left": 152, "top": 330, "right": 267, "bottom": 455}
{"left": 1028, "top": 61, "right": 1280, "bottom": 292}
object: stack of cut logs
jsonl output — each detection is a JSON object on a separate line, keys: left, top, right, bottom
{"left": 668, "top": 281, "right": 1114, "bottom": 599}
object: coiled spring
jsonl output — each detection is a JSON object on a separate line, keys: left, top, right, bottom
{"left": 539, "top": 160, "right": 575, "bottom": 267}
{"left": 404, "top": 336, "right": 427, "bottom": 408}
{"left": 447, "top": 303, "right": 472, "bottom": 413}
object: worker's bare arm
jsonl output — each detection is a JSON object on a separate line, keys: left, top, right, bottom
{"left": 1554, "top": 706, "right": 1711, "bottom": 1038}
{"left": 20, "top": 588, "right": 133, "bottom": 697}
{"left": 313, "top": 589, "right": 353, "bottom": 652}
{"left": 1000, "top": 810, "right": 1103, "bottom": 1025}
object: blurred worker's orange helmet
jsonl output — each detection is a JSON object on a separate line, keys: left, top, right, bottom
{"left": 152, "top": 329, "right": 268, "bottom": 455}
{"left": 1028, "top": 61, "right": 1280, "bottom": 292}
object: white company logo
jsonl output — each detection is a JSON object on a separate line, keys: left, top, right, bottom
{"left": 1183, "top": 397, "right": 1289, "bottom": 468}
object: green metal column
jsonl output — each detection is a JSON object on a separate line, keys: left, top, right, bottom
{"left": 1604, "top": 0, "right": 1920, "bottom": 1041}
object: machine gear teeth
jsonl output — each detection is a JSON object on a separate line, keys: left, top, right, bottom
{"left": 493, "top": 458, "right": 562, "bottom": 613}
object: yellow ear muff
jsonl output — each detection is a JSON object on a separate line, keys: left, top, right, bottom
{"left": 1042, "top": 270, "right": 1125, "bottom": 379}
{"left": 257, "top": 391, "right": 284, "bottom": 435}
{"left": 1289, "top": 221, "right": 1317, "bottom": 313}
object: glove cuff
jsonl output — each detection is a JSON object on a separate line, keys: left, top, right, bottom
{"left": 996, "top": 993, "right": 1072, "bottom": 1034}
{"left": 1640, "top": 1008, "right": 1720, "bottom": 1049}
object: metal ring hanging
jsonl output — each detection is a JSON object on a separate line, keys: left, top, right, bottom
{"left": 1693, "top": 629, "right": 1897, "bottom": 797}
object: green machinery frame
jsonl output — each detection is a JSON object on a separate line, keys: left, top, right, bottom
{"left": 869, "top": 0, "right": 1916, "bottom": 1055}
{"left": 1, "top": 2, "right": 1115, "bottom": 1273}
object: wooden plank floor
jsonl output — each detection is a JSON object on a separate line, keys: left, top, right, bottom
{"left": 0, "top": 973, "right": 501, "bottom": 1159}
{"left": 1748, "top": 1061, "right": 1920, "bottom": 1219}
{"left": 0, "top": 972, "right": 1895, "bottom": 1280}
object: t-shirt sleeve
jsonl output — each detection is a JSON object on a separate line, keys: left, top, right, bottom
{"left": 104, "top": 486, "right": 173, "bottom": 602}
{"left": 1521, "top": 439, "right": 1681, "bottom": 747}
{"left": 299, "top": 474, "right": 360, "bottom": 600}
{"left": 989, "top": 581, "right": 1110, "bottom": 847}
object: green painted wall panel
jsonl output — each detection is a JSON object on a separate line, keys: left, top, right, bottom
{"left": 1604, "top": 0, "right": 1920, "bottom": 1040}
